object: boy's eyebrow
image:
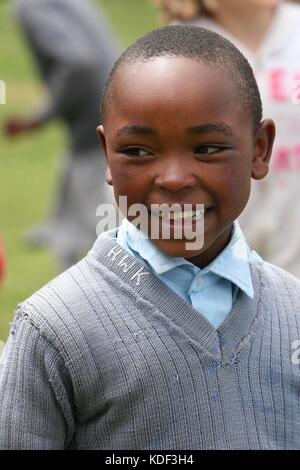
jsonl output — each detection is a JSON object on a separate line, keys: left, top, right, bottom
{"left": 187, "top": 122, "right": 233, "bottom": 136}
{"left": 115, "top": 125, "right": 155, "bottom": 137}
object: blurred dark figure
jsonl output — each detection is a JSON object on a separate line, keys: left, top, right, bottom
{"left": 5, "top": 0, "right": 119, "bottom": 270}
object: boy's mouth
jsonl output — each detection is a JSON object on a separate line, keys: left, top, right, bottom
{"left": 156, "top": 208, "right": 203, "bottom": 220}
{"left": 148, "top": 205, "right": 213, "bottom": 225}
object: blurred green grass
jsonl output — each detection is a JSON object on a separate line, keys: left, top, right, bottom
{"left": 0, "top": 0, "right": 160, "bottom": 341}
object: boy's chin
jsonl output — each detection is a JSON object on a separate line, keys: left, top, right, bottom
{"left": 152, "top": 238, "right": 204, "bottom": 259}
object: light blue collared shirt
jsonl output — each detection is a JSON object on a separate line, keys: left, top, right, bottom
{"left": 116, "top": 219, "right": 262, "bottom": 328}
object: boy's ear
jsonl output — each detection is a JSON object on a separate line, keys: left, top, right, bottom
{"left": 97, "top": 125, "right": 113, "bottom": 186}
{"left": 251, "top": 119, "right": 276, "bottom": 180}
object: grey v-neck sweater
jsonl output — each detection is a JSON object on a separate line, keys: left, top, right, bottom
{"left": 0, "top": 233, "right": 300, "bottom": 449}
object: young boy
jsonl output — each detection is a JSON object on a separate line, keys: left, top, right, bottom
{"left": 154, "top": 0, "right": 300, "bottom": 279}
{"left": 0, "top": 25, "right": 299, "bottom": 450}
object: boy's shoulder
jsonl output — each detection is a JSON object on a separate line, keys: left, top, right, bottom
{"left": 258, "top": 259, "right": 300, "bottom": 286}
{"left": 254, "top": 260, "right": 300, "bottom": 309}
{"left": 17, "top": 235, "right": 125, "bottom": 347}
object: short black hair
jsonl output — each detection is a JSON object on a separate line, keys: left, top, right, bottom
{"left": 101, "top": 25, "right": 262, "bottom": 131}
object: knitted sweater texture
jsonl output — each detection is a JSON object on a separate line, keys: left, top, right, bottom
{"left": 0, "top": 234, "right": 300, "bottom": 449}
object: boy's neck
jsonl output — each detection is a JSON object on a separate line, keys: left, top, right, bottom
{"left": 185, "top": 224, "right": 233, "bottom": 269}
{"left": 212, "top": 4, "right": 278, "bottom": 53}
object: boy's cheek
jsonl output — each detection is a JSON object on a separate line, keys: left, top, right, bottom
{"left": 110, "top": 159, "right": 140, "bottom": 182}
{"left": 217, "top": 164, "right": 251, "bottom": 191}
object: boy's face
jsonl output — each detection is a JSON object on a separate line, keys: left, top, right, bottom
{"left": 99, "top": 57, "right": 274, "bottom": 267}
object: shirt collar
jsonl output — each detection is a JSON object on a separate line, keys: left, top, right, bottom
{"left": 117, "top": 219, "right": 261, "bottom": 299}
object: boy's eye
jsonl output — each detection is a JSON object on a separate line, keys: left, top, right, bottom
{"left": 120, "top": 147, "right": 152, "bottom": 157}
{"left": 195, "top": 146, "right": 222, "bottom": 155}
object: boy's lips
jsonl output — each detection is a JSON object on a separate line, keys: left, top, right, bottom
{"left": 148, "top": 203, "right": 213, "bottom": 213}
{"left": 148, "top": 204, "right": 214, "bottom": 226}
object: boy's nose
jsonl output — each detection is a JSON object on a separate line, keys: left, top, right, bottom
{"left": 154, "top": 161, "right": 197, "bottom": 193}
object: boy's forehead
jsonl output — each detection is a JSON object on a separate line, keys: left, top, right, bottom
{"left": 110, "top": 56, "right": 242, "bottom": 112}
{"left": 107, "top": 56, "right": 243, "bottom": 126}
{"left": 115, "top": 56, "right": 225, "bottom": 92}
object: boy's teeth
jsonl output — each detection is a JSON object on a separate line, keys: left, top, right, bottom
{"left": 158, "top": 209, "right": 204, "bottom": 219}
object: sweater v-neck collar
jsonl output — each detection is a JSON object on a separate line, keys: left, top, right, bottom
{"left": 88, "top": 232, "right": 263, "bottom": 364}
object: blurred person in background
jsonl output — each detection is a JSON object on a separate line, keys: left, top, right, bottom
{"left": 5, "top": 0, "right": 119, "bottom": 270}
{"left": 154, "top": 0, "right": 300, "bottom": 278}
